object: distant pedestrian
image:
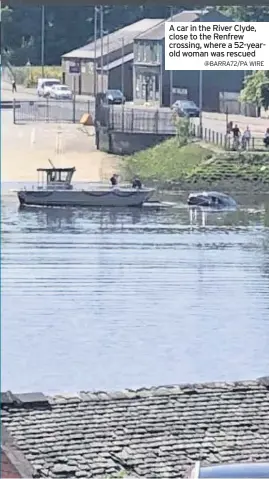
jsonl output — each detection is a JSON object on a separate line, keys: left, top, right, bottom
{"left": 264, "top": 128, "right": 269, "bottom": 148}
{"left": 242, "top": 126, "right": 251, "bottom": 150}
{"left": 12, "top": 79, "right": 17, "bottom": 93}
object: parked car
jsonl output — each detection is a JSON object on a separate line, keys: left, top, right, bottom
{"left": 37, "top": 78, "right": 61, "bottom": 97}
{"left": 105, "top": 89, "right": 125, "bottom": 105}
{"left": 49, "top": 84, "right": 72, "bottom": 100}
{"left": 172, "top": 99, "right": 200, "bottom": 117}
{"left": 185, "top": 461, "right": 269, "bottom": 478}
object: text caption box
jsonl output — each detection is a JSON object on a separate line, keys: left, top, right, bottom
{"left": 165, "top": 22, "right": 269, "bottom": 70}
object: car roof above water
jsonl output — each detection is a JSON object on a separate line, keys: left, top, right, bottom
{"left": 189, "top": 191, "right": 230, "bottom": 198}
{"left": 199, "top": 463, "right": 269, "bottom": 478}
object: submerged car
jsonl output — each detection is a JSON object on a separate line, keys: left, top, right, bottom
{"left": 50, "top": 84, "right": 72, "bottom": 100}
{"left": 187, "top": 191, "right": 237, "bottom": 208}
{"left": 172, "top": 99, "right": 200, "bottom": 117}
{"left": 105, "top": 89, "right": 125, "bottom": 105}
{"left": 185, "top": 461, "right": 269, "bottom": 478}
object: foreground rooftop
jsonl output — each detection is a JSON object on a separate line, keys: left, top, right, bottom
{"left": 2, "top": 377, "right": 269, "bottom": 478}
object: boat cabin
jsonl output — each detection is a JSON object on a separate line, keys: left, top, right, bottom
{"left": 37, "top": 167, "right": 75, "bottom": 190}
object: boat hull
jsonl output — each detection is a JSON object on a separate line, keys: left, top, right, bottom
{"left": 18, "top": 188, "right": 154, "bottom": 208}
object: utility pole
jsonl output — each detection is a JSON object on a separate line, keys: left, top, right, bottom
{"left": 169, "top": 7, "right": 174, "bottom": 106}
{"left": 169, "top": 6, "right": 174, "bottom": 107}
{"left": 121, "top": 37, "right": 125, "bottom": 95}
{"left": 198, "top": 15, "right": 203, "bottom": 136}
{"left": 100, "top": 6, "right": 104, "bottom": 93}
{"left": 41, "top": 5, "right": 45, "bottom": 77}
{"left": 102, "top": 30, "right": 110, "bottom": 90}
{"left": 93, "top": 6, "right": 98, "bottom": 96}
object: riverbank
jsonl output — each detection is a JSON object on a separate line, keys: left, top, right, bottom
{"left": 2, "top": 112, "right": 118, "bottom": 182}
{"left": 122, "top": 138, "right": 269, "bottom": 191}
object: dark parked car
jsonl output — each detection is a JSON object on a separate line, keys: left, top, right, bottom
{"left": 185, "top": 461, "right": 269, "bottom": 478}
{"left": 172, "top": 99, "right": 200, "bottom": 117}
{"left": 105, "top": 89, "right": 125, "bottom": 105}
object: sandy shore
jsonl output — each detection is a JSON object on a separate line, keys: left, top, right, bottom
{"left": 2, "top": 111, "right": 119, "bottom": 182}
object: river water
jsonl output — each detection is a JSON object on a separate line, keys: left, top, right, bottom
{"left": 2, "top": 186, "right": 269, "bottom": 394}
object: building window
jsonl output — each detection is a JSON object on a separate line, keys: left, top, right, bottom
{"left": 150, "top": 43, "right": 157, "bottom": 62}
{"left": 137, "top": 42, "right": 143, "bottom": 62}
{"left": 135, "top": 73, "right": 143, "bottom": 99}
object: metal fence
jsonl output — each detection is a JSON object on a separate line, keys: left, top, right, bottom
{"left": 107, "top": 107, "right": 176, "bottom": 134}
{"left": 12, "top": 99, "right": 268, "bottom": 152}
{"left": 13, "top": 98, "right": 95, "bottom": 124}
{"left": 190, "top": 123, "right": 267, "bottom": 152}
{"left": 105, "top": 108, "right": 267, "bottom": 152}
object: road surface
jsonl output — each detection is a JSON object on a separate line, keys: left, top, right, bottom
{"left": 2, "top": 81, "right": 268, "bottom": 137}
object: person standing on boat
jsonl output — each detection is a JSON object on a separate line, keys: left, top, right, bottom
{"left": 110, "top": 174, "right": 119, "bottom": 187}
{"left": 132, "top": 177, "right": 142, "bottom": 189}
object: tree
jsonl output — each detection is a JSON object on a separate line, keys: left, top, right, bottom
{"left": 0, "top": 3, "right": 176, "bottom": 66}
{"left": 240, "top": 71, "right": 269, "bottom": 111}
{"left": 218, "top": 6, "right": 269, "bottom": 22}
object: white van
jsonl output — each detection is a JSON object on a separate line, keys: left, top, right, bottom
{"left": 37, "top": 78, "right": 61, "bottom": 97}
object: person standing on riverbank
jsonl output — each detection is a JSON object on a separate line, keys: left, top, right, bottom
{"left": 264, "top": 128, "right": 269, "bottom": 148}
{"left": 232, "top": 124, "right": 240, "bottom": 150}
{"left": 11, "top": 79, "right": 17, "bottom": 93}
{"left": 242, "top": 126, "right": 251, "bottom": 150}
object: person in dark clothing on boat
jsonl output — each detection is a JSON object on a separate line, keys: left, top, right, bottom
{"left": 110, "top": 174, "right": 119, "bottom": 186}
{"left": 132, "top": 177, "right": 142, "bottom": 189}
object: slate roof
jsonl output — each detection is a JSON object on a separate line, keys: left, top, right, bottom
{"left": 62, "top": 19, "right": 163, "bottom": 60}
{"left": 2, "top": 378, "right": 269, "bottom": 479}
{"left": 136, "top": 9, "right": 232, "bottom": 41}
{"left": 136, "top": 10, "right": 205, "bottom": 41}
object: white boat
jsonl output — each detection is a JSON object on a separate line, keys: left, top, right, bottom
{"left": 17, "top": 166, "right": 154, "bottom": 208}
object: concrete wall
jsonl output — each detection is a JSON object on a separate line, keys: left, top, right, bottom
{"left": 96, "top": 127, "right": 174, "bottom": 155}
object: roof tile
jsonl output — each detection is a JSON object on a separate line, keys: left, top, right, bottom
{"left": 2, "top": 379, "right": 269, "bottom": 478}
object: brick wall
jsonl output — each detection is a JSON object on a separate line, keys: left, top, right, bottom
{"left": 1, "top": 450, "right": 22, "bottom": 478}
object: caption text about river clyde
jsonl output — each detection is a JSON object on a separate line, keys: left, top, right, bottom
{"left": 165, "top": 22, "right": 269, "bottom": 70}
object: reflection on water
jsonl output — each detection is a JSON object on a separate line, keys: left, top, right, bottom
{"left": 2, "top": 191, "right": 269, "bottom": 393}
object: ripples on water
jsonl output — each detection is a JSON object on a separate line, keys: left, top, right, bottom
{"left": 2, "top": 188, "right": 269, "bottom": 393}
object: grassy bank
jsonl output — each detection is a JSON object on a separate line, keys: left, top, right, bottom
{"left": 9, "top": 66, "right": 62, "bottom": 87}
{"left": 122, "top": 138, "right": 269, "bottom": 191}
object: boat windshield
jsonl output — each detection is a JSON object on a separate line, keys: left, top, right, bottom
{"left": 48, "top": 170, "right": 70, "bottom": 183}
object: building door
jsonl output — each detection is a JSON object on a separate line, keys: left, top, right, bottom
{"left": 142, "top": 73, "right": 159, "bottom": 102}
